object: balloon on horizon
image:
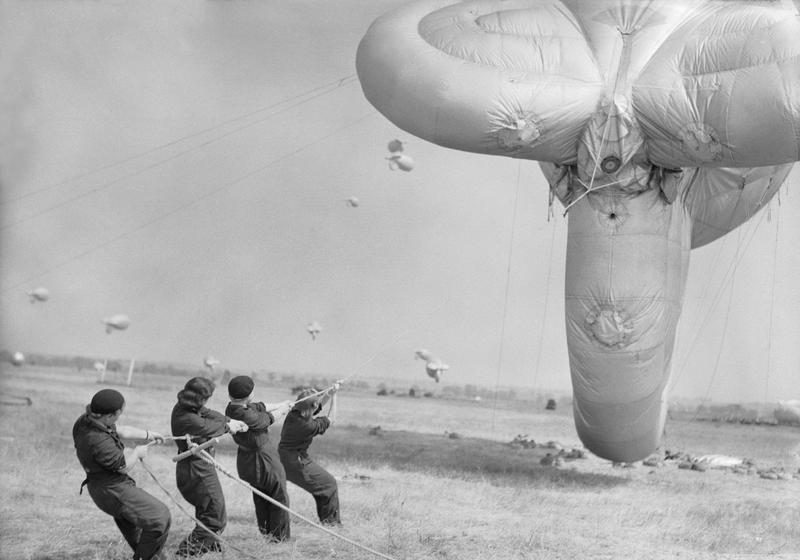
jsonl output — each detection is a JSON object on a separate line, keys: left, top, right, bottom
{"left": 10, "top": 352, "right": 25, "bottom": 366}
{"left": 414, "top": 348, "right": 449, "bottom": 383}
{"left": 357, "top": 0, "right": 800, "bottom": 462}
{"left": 102, "top": 314, "right": 131, "bottom": 334}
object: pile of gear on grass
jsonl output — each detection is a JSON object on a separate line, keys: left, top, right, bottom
{"left": 507, "top": 434, "right": 587, "bottom": 467}
{"left": 633, "top": 450, "right": 800, "bottom": 481}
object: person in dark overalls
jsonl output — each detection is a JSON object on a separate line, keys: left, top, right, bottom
{"left": 171, "top": 377, "right": 248, "bottom": 556}
{"left": 225, "top": 376, "right": 294, "bottom": 542}
{"left": 279, "top": 383, "right": 341, "bottom": 525}
{"left": 73, "top": 388, "right": 171, "bottom": 560}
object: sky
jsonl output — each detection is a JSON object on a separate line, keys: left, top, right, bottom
{"left": 1, "top": 0, "right": 798, "bottom": 404}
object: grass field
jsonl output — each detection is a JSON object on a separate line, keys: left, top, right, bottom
{"left": 1, "top": 365, "right": 799, "bottom": 560}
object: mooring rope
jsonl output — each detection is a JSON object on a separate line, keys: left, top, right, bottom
{"left": 195, "top": 449, "right": 398, "bottom": 560}
{"left": 158, "top": 384, "right": 396, "bottom": 560}
{"left": 138, "top": 456, "right": 260, "bottom": 560}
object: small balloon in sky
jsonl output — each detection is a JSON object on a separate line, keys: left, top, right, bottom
{"left": 387, "top": 138, "right": 404, "bottom": 153}
{"left": 27, "top": 287, "right": 50, "bottom": 303}
{"left": 345, "top": 197, "right": 360, "bottom": 208}
{"left": 103, "top": 314, "right": 131, "bottom": 334}
{"left": 204, "top": 356, "right": 220, "bottom": 370}
{"left": 11, "top": 352, "right": 25, "bottom": 366}
{"left": 93, "top": 361, "right": 106, "bottom": 373}
{"left": 386, "top": 153, "right": 414, "bottom": 172}
{"left": 306, "top": 321, "right": 322, "bottom": 341}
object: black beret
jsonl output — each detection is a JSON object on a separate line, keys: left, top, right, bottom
{"left": 90, "top": 389, "right": 125, "bottom": 414}
{"left": 184, "top": 377, "right": 215, "bottom": 400}
{"left": 228, "top": 375, "right": 255, "bottom": 399}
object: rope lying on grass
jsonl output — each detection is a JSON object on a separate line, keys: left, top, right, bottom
{"left": 195, "top": 448, "right": 397, "bottom": 560}
{"left": 138, "top": 456, "right": 260, "bottom": 560}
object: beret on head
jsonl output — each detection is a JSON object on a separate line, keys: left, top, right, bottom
{"left": 228, "top": 375, "right": 255, "bottom": 399}
{"left": 294, "top": 388, "right": 320, "bottom": 412}
{"left": 184, "top": 376, "right": 216, "bottom": 399}
{"left": 90, "top": 388, "right": 125, "bottom": 414}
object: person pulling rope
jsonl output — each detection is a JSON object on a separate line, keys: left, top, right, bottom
{"left": 170, "top": 376, "right": 249, "bottom": 557}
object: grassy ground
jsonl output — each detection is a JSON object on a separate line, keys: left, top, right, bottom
{"left": 1, "top": 365, "right": 799, "bottom": 559}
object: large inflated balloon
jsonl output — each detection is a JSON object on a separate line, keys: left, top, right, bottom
{"left": 103, "top": 314, "right": 131, "bottom": 334}
{"left": 358, "top": 0, "right": 800, "bottom": 462}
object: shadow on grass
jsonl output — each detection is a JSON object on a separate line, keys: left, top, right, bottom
{"left": 308, "top": 424, "right": 628, "bottom": 489}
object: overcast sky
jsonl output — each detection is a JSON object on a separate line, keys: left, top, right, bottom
{"left": 1, "top": 0, "right": 798, "bottom": 404}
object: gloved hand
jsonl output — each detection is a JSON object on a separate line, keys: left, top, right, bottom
{"left": 146, "top": 430, "right": 165, "bottom": 444}
{"left": 227, "top": 419, "right": 249, "bottom": 434}
{"left": 272, "top": 400, "right": 294, "bottom": 419}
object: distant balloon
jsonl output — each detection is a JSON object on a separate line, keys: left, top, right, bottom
{"left": 387, "top": 138, "right": 404, "bottom": 153}
{"left": 307, "top": 321, "right": 322, "bottom": 341}
{"left": 204, "top": 356, "right": 220, "bottom": 371}
{"left": 27, "top": 287, "right": 50, "bottom": 303}
{"left": 414, "top": 349, "right": 432, "bottom": 361}
{"left": 103, "top": 314, "right": 131, "bottom": 334}
{"left": 93, "top": 361, "right": 106, "bottom": 373}
{"left": 774, "top": 400, "right": 800, "bottom": 425}
{"left": 386, "top": 153, "right": 414, "bottom": 172}
{"left": 415, "top": 349, "right": 449, "bottom": 382}
{"left": 11, "top": 352, "right": 25, "bottom": 366}
{"left": 425, "top": 361, "right": 450, "bottom": 383}
{"left": 345, "top": 197, "right": 360, "bottom": 208}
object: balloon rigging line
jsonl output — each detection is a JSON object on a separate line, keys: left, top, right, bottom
{"left": 0, "top": 74, "right": 358, "bottom": 207}
{"left": 331, "top": 297, "right": 452, "bottom": 388}
{"left": 490, "top": 162, "right": 523, "bottom": 432}
{"left": 1, "top": 78, "right": 362, "bottom": 231}
{"left": 763, "top": 207, "right": 780, "bottom": 402}
{"left": 560, "top": 176, "right": 624, "bottom": 216}
{"left": 531, "top": 218, "right": 557, "bottom": 393}
{"left": 2, "top": 111, "right": 379, "bottom": 295}
{"left": 693, "top": 261, "right": 736, "bottom": 415}
{"left": 671, "top": 181, "right": 764, "bottom": 380}
{"left": 671, "top": 208, "right": 768, "bottom": 387}
{"left": 559, "top": 119, "right": 618, "bottom": 215}
{"left": 696, "top": 234, "right": 729, "bottom": 305}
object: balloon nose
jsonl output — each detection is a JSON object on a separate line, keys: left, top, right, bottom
{"left": 573, "top": 393, "right": 667, "bottom": 463}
